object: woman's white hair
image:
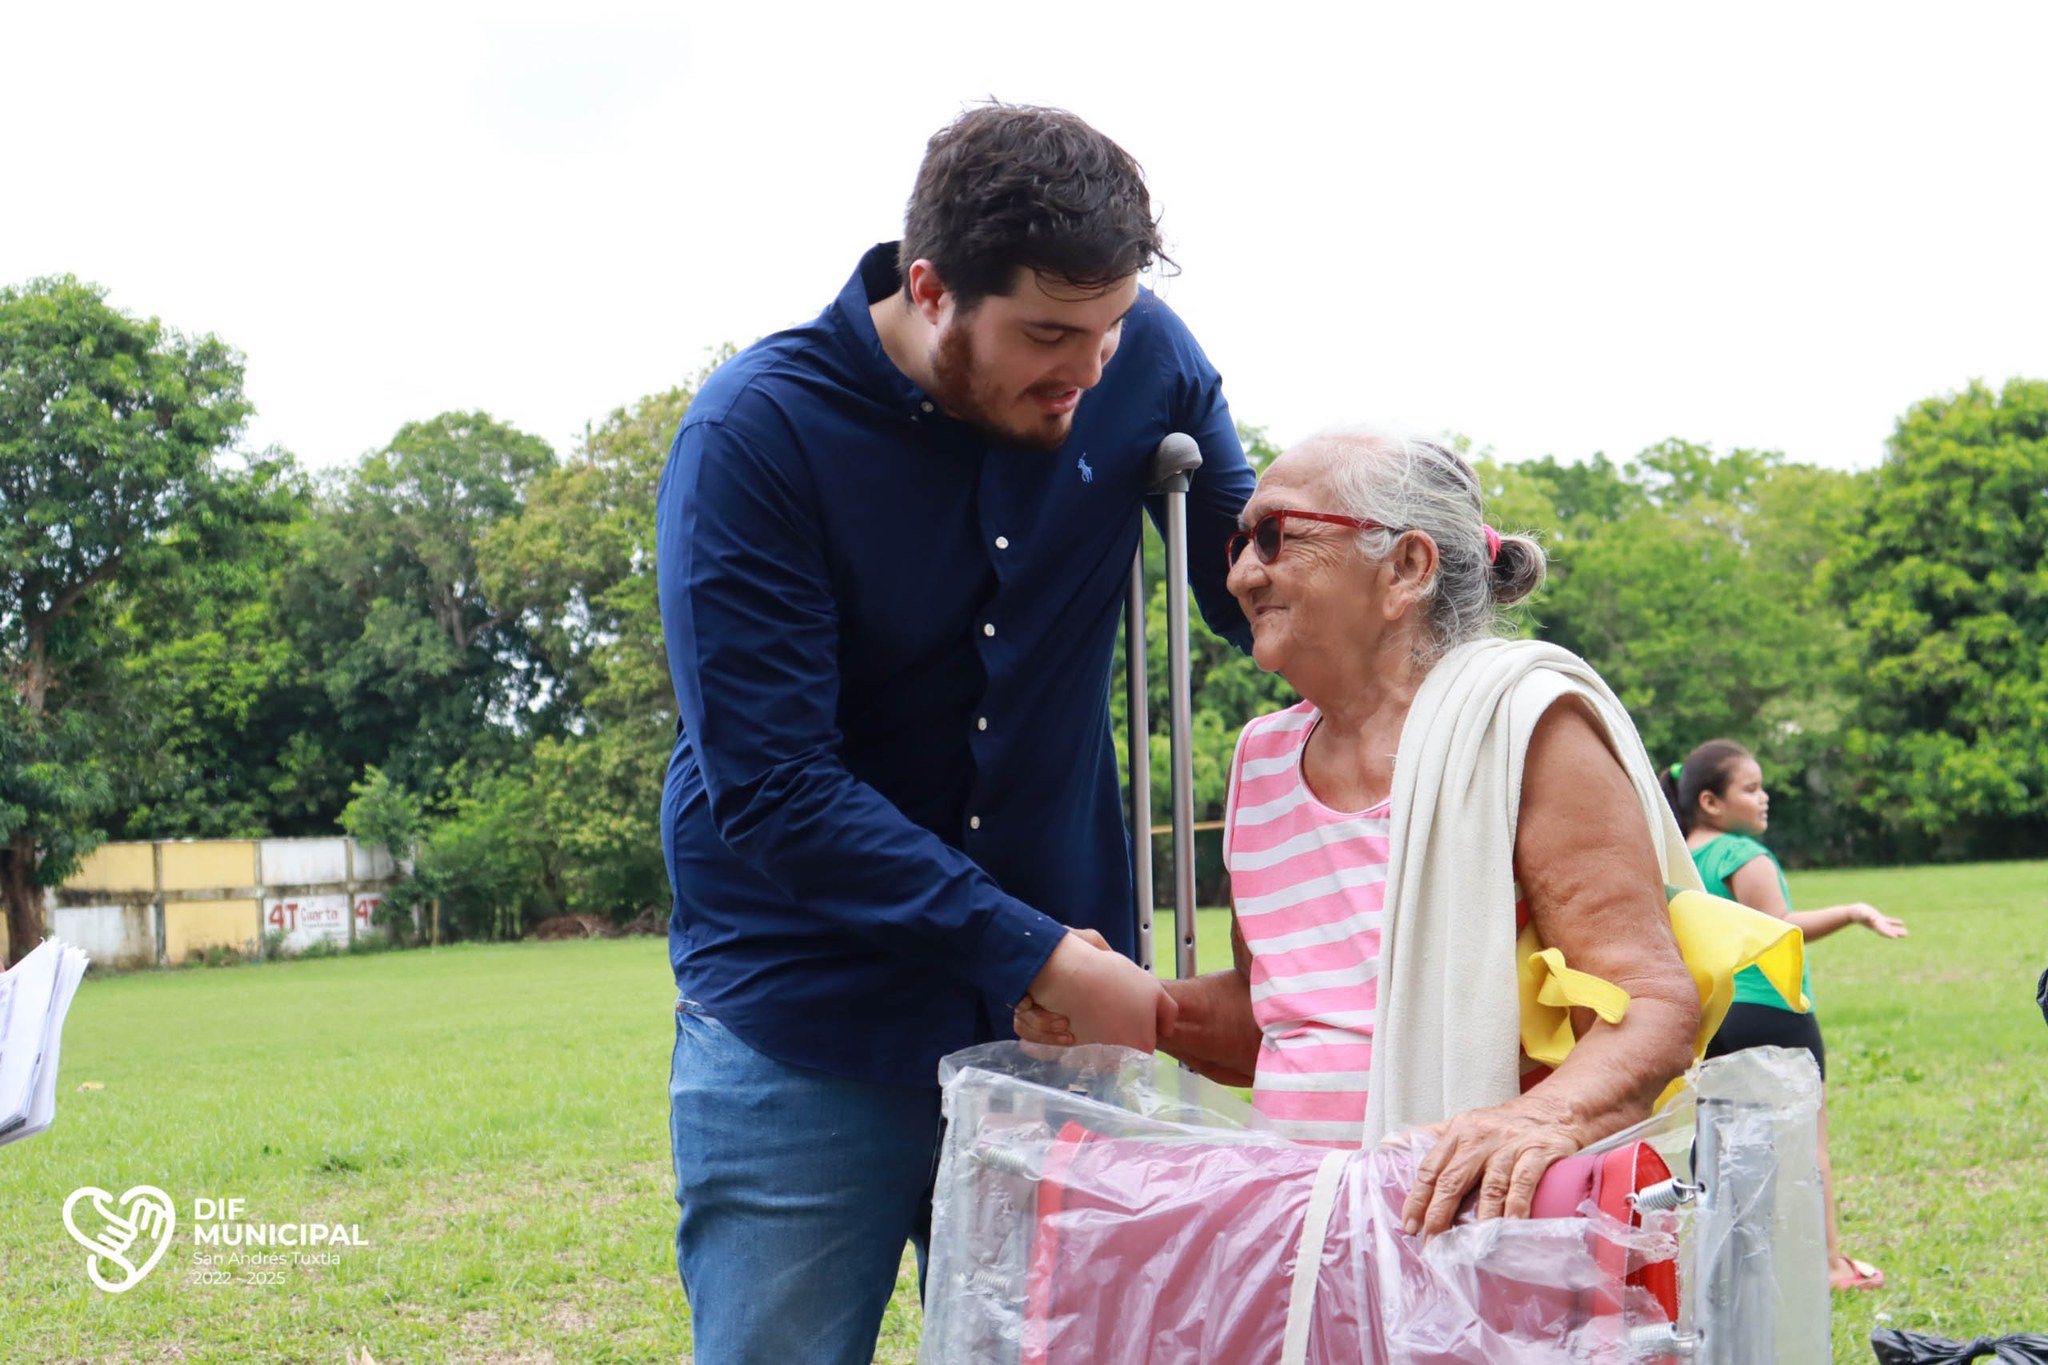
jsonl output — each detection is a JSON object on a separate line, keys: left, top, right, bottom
{"left": 1294, "top": 421, "right": 1546, "bottom": 659}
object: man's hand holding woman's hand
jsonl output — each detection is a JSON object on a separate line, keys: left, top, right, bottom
{"left": 1015, "top": 930, "right": 1176, "bottom": 1053}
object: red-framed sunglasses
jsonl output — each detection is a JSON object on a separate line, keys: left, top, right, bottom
{"left": 1227, "top": 509, "right": 1401, "bottom": 568}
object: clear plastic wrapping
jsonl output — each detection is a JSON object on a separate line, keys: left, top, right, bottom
{"left": 922, "top": 1043, "right": 1826, "bottom": 1364}
{"left": 1688, "top": 1044, "right": 1829, "bottom": 1365}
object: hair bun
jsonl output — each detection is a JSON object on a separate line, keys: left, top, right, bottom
{"left": 1488, "top": 533, "right": 1547, "bottom": 606}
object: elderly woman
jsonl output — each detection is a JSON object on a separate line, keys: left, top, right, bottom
{"left": 1019, "top": 425, "right": 1702, "bottom": 1239}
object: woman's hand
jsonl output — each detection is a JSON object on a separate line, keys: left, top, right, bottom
{"left": 1157, "top": 974, "right": 1261, "bottom": 1086}
{"left": 1396, "top": 1097, "right": 1583, "bottom": 1238}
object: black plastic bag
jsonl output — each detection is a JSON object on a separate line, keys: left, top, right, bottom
{"left": 1872, "top": 1328, "right": 2048, "bottom": 1364}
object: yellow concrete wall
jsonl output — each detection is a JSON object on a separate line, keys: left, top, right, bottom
{"left": 67, "top": 842, "right": 158, "bottom": 893}
{"left": 159, "top": 842, "right": 258, "bottom": 892}
{"left": 166, "top": 899, "right": 260, "bottom": 962}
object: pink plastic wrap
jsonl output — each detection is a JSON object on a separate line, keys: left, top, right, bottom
{"left": 922, "top": 1045, "right": 1693, "bottom": 1365}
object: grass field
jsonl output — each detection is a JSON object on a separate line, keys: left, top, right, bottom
{"left": 1, "top": 860, "right": 2042, "bottom": 1362}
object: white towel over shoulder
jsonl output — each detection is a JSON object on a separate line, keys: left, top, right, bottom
{"left": 1360, "top": 637, "right": 1701, "bottom": 1143}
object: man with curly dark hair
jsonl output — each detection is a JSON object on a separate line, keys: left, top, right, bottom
{"left": 655, "top": 103, "right": 1255, "bottom": 1362}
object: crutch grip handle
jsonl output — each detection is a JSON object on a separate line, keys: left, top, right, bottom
{"left": 1148, "top": 432, "right": 1203, "bottom": 492}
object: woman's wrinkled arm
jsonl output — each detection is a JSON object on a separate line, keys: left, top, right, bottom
{"left": 1156, "top": 913, "right": 1262, "bottom": 1086}
{"left": 1400, "top": 697, "right": 1700, "bottom": 1237}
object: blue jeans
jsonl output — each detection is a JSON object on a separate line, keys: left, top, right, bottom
{"left": 668, "top": 1000, "right": 942, "bottom": 1365}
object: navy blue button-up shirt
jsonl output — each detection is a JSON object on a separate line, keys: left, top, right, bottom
{"left": 657, "top": 243, "right": 1254, "bottom": 1088}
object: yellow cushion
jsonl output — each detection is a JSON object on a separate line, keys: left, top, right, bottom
{"left": 1516, "top": 886, "right": 1808, "bottom": 1100}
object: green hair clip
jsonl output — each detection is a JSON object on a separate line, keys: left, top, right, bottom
{"left": 1668, "top": 761, "right": 1684, "bottom": 781}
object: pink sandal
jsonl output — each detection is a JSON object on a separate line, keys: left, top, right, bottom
{"left": 1831, "top": 1256, "right": 1885, "bottom": 1291}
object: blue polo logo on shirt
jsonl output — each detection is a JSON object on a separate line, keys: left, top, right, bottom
{"left": 1077, "top": 454, "right": 1094, "bottom": 483}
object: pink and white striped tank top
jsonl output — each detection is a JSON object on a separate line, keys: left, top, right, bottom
{"left": 1225, "top": 701, "right": 1388, "bottom": 1144}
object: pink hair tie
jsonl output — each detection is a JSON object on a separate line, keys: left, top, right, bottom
{"left": 1483, "top": 524, "right": 1502, "bottom": 564}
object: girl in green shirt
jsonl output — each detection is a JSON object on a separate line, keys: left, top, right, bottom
{"left": 1664, "top": 740, "right": 1908, "bottom": 1293}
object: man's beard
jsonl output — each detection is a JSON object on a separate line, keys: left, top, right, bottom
{"left": 929, "top": 323, "right": 1076, "bottom": 452}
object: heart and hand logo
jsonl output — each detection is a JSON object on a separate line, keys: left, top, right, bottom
{"left": 63, "top": 1185, "right": 176, "bottom": 1293}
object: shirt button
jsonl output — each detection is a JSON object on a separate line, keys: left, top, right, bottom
{"left": 994, "top": 535, "right": 1009, "bottom": 550}
{"left": 969, "top": 816, "right": 981, "bottom": 830}
{"left": 982, "top": 623, "right": 995, "bottom": 637}
{"left": 976, "top": 717, "right": 988, "bottom": 731}
{"left": 920, "top": 400, "right": 934, "bottom": 413}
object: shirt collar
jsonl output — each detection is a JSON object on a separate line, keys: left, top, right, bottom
{"left": 833, "top": 242, "right": 933, "bottom": 414}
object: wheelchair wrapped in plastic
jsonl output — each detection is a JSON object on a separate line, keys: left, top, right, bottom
{"left": 922, "top": 1043, "right": 1828, "bottom": 1365}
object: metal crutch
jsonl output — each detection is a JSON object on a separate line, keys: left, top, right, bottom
{"left": 1125, "top": 432, "right": 1203, "bottom": 980}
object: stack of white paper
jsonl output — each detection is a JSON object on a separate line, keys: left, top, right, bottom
{"left": 0, "top": 938, "right": 90, "bottom": 1148}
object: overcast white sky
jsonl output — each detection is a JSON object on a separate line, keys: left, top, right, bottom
{"left": 5, "top": 2, "right": 2044, "bottom": 475}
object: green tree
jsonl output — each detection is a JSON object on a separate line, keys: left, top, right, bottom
{"left": 103, "top": 452, "right": 315, "bottom": 839}
{"left": 470, "top": 383, "right": 702, "bottom": 923}
{"left": 409, "top": 762, "right": 565, "bottom": 942}
{"left": 1829, "top": 378, "right": 2048, "bottom": 856}
{"left": 275, "top": 411, "right": 558, "bottom": 823}
{"left": 1522, "top": 441, "right": 1868, "bottom": 862}
{"left": 339, "top": 766, "right": 426, "bottom": 939}
{"left": 0, "top": 276, "right": 251, "bottom": 962}
{"left": 480, "top": 380, "right": 698, "bottom": 727}
{"left": 1517, "top": 452, "right": 1639, "bottom": 527}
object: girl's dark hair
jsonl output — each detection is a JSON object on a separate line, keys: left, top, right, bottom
{"left": 1660, "top": 740, "right": 1754, "bottom": 835}
{"left": 899, "top": 102, "right": 1171, "bottom": 311}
